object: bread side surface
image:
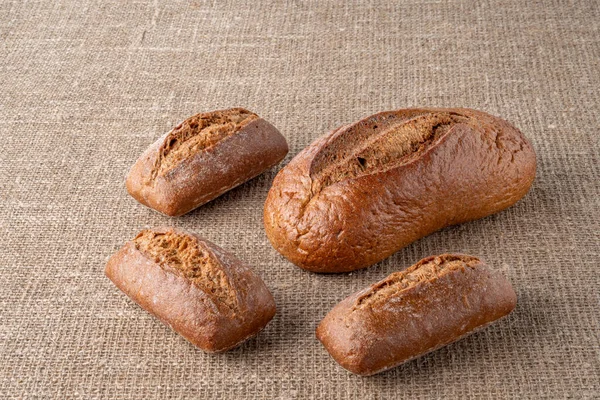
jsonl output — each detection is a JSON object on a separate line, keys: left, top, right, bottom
{"left": 106, "top": 227, "right": 276, "bottom": 352}
{"left": 316, "top": 254, "right": 517, "bottom": 376}
{"left": 127, "top": 108, "right": 288, "bottom": 216}
{"left": 264, "top": 107, "right": 536, "bottom": 272}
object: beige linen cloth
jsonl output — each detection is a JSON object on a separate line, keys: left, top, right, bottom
{"left": 1, "top": 0, "right": 598, "bottom": 398}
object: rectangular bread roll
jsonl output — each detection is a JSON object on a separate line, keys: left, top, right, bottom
{"left": 106, "top": 227, "right": 276, "bottom": 352}
{"left": 127, "top": 108, "right": 288, "bottom": 216}
{"left": 316, "top": 254, "right": 516, "bottom": 375}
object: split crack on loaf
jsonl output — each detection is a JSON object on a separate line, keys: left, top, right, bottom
{"left": 151, "top": 108, "right": 258, "bottom": 180}
{"left": 134, "top": 229, "right": 239, "bottom": 313}
{"left": 309, "top": 111, "right": 468, "bottom": 194}
{"left": 353, "top": 254, "right": 480, "bottom": 310}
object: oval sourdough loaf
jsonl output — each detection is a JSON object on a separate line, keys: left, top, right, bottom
{"left": 316, "top": 254, "right": 517, "bottom": 376}
{"left": 105, "top": 227, "right": 276, "bottom": 352}
{"left": 127, "top": 108, "right": 288, "bottom": 216}
{"left": 264, "top": 108, "right": 536, "bottom": 272}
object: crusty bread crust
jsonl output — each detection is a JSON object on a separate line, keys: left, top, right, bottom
{"left": 127, "top": 108, "right": 288, "bottom": 216}
{"left": 316, "top": 254, "right": 517, "bottom": 376}
{"left": 105, "top": 227, "right": 276, "bottom": 352}
{"left": 264, "top": 108, "right": 536, "bottom": 273}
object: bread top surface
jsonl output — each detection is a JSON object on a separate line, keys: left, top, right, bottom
{"left": 133, "top": 227, "right": 244, "bottom": 315}
{"left": 310, "top": 110, "right": 465, "bottom": 193}
{"left": 307, "top": 108, "right": 530, "bottom": 196}
{"left": 151, "top": 108, "right": 258, "bottom": 179}
{"left": 321, "top": 252, "right": 517, "bottom": 332}
{"left": 352, "top": 254, "right": 480, "bottom": 311}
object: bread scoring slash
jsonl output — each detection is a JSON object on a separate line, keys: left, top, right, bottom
{"left": 127, "top": 108, "right": 288, "bottom": 216}
{"left": 264, "top": 108, "right": 536, "bottom": 273}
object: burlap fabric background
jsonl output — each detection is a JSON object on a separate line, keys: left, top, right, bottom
{"left": 1, "top": 0, "right": 598, "bottom": 398}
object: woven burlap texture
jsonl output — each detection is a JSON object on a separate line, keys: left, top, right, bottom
{"left": 1, "top": 0, "right": 599, "bottom": 398}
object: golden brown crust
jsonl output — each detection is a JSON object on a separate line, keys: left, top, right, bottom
{"left": 127, "top": 108, "right": 288, "bottom": 216}
{"left": 264, "top": 108, "right": 536, "bottom": 272}
{"left": 316, "top": 254, "right": 517, "bottom": 376}
{"left": 105, "top": 227, "right": 276, "bottom": 353}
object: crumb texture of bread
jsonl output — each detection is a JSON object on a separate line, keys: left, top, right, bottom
{"left": 310, "top": 112, "right": 466, "bottom": 192}
{"left": 153, "top": 108, "right": 258, "bottom": 178}
{"left": 134, "top": 229, "right": 238, "bottom": 313}
{"left": 353, "top": 254, "right": 479, "bottom": 310}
